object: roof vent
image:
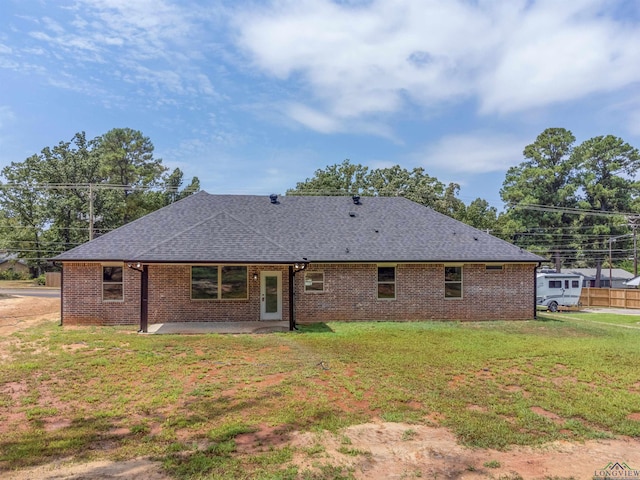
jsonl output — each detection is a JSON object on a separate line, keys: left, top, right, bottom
{"left": 349, "top": 211, "right": 357, "bottom": 217}
{"left": 269, "top": 194, "right": 278, "bottom": 204}
{"left": 352, "top": 195, "right": 361, "bottom": 205}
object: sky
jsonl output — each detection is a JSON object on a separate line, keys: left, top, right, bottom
{"left": 1, "top": 0, "right": 639, "bottom": 208}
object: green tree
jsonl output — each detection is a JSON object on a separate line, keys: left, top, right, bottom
{"left": 37, "top": 132, "right": 101, "bottom": 255}
{"left": 500, "top": 128, "right": 580, "bottom": 268}
{"left": 162, "top": 168, "right": 201, "bottom": 206}
{"left": 0, "top": 129, "right": 199, "bottom": 270}
{"left": 365, "top": 165, "right": 465, "bottom": 217}
{"left": 463, "top": 198, "right": 498, "bottom": 231}
{"left": 288, "top": 160, "right": 471, "bottom": 221}
{"left": 572, "top": 135, "right": 640, "bottom": 281}
{"left": 287, "top": 160, "right": 369, "bottom": 195}
{"left": 95, "top": 128, "right": 167, "bottom": 225}
{"left": 0, "top": 156, "right": 49, "bottom": 274}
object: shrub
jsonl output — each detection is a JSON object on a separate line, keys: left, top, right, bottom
{"left": 0, "top": 269, "right": 29, "bottom": 281}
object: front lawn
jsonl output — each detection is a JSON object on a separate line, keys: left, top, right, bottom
{"left": 1, "top": 314, "right": 639, "bottom": 478}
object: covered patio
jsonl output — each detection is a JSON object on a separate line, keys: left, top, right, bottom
{"left": 146, "top": 321, "right": 290, "bottom": 334}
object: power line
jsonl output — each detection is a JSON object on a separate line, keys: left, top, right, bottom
{"left": 515, "top": 203, "right": 640, "bottom": 218}
{"left": 0, "top": 182, "right": 188, "bottom": 192}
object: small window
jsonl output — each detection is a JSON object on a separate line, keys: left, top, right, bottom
{"left": 572, "top": 280, "right": 579, "bottom": 288}
{"left": 549, "top": 280, "right": 562, "bottom": 289}
{"left": 304, "top": 272, "right": 324, "bottom": 292}
{"left": 103, "top": 266, "right": 123, "bottom": 301}
{"left": 445, "top": 266, "right": 462, "bottom": 298}
{"left": 378, "top": 266, "right": 396, "bottom": 299}
{"left": 564, "top": 280, "right": 570, "bottom": 289}
{"left": 485, "top": 265, "right": 503, "bottom": 272}
{"left": 191, "top": 266, "right": 247, "bottom": 300}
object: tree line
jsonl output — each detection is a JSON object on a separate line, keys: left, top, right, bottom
{"left": 1, "top": 126, "right": 639, "bottom": 278}
{"left": 500, "top": 128, "right": 640, "bottom": 278}
{"left": 0, "top": 128, "right": 199, "bottom": 275}
{"left": 287, "top": 128, "right": 640, "bottom": 278}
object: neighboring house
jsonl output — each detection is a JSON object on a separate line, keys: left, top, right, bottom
{"left": 53, "top": 192, "right": 543, "bottom": 330}
{"left": 565, "top": 268, "right": 634, "bottom": 289}
{"left": 0, "top": 254, "right": 29, "bottom": 276}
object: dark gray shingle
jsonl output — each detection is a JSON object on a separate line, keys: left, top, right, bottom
{"left": 54, "top": 192, "right": 542, "bottom": 263}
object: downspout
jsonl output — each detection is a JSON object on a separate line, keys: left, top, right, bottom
{"left": 59, "top": 265, "right": 64, "bottom": 326}
{"left": 288, "top": 261, "right": 310, "bottom": 331}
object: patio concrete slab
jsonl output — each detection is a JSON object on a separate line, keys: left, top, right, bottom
{"left": 146, "top": 321, "right": 290, "bottom": 334}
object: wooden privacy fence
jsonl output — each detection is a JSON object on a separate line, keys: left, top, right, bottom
{"left": 45, "top": 272, "right": 61, "bottom": 288}
{"left": 579, "top": 288, "right": 640, "bottom": 309}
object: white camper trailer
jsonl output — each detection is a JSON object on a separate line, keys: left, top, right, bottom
{"left": 536, "top": 272, "right": 583, "bottom": 312}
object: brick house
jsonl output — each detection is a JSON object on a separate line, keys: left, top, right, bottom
{"left": 54, "top": 192, "right": 542, "bottom": 330}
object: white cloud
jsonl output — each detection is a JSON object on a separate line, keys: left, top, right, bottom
{"left": 419, "top": 132, "right": 527, "bottom": 174}
{"left": 233, "top": 0, "right": 640, "bottom": 131}
{"left": 14, "top": 0, "right": 222, "bottom": 104}
{"left": 479, "top": 0, "right": 640, "bottom": 114}
{"left": 286, "top": 103, "right": 341, "bottom": 133}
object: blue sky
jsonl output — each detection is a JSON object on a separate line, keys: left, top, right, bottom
{"left": 1, "top": 0, "right": 639, "bottom": 208}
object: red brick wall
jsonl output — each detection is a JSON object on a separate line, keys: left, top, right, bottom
{"left": 147, "top": 264, "right": 290, "bottom": 324}
{"left": 61, "top": 262, "right": 536, "bottom": 325}
{"left": 62, "top": 262, "right": 140, "bottom": 326}
{"left": 295, "top": 263, "right": 536, "bottom": 322}
{"left": 61, "top": 263, "right": 290, "bottom": 326}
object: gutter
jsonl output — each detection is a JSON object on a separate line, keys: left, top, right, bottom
{"left": 288, "top": 260, "right": 309, "bottom": 331}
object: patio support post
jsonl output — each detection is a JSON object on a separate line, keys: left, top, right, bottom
{"left": 288, "top": 266, "right": 295, "bottom": 331}
{"left": 533, "top": 264, "right": 538, "bottom": 319}
{"left": 127, "top": 262, "right": 148, "bottom": 333}
{"left": 140, "top": 265, "right": 148, "bottom": 333}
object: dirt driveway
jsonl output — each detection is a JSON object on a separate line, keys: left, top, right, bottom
{"left": 2, "top": 295, "right": 640, "bottom": 479}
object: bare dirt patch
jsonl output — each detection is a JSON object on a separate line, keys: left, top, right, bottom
{"left": 2, "top": 296, "right": 640, "bottom": 479}
{"left": 3, "top": 422, "right": 640, "bottom": 479}
{"left": 290, "top": 421, "right": 640, "bottom": 480}
{"left": 530, "top": 406, "right": 565, "bottom": 425}
{"left": 0, "top": 295, "right": 61, "bottom": 365}
{"left": 2, "top": 458, "right": 172, "bottom": 480}
{"left": 0, "top": 296, "right": 60, "bottom": 336}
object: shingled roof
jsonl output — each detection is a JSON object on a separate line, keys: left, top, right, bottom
{"left": 54, "top": 191, "right": 542, "bottom": 264}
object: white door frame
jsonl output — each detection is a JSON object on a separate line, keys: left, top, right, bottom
{"left": 260, "top": 271, "right": 282, "bottom": 320}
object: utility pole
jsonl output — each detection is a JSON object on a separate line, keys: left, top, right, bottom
{"left": 88, "top": 183, "right": 94, "bottom": 241}
{"left": 629, "top": 216, "right": 640, "bottom": 277}
{"left": 609, "top": 237, "right": 615, "bottom": 288}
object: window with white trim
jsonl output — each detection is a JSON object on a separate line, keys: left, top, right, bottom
{"left": 103, "top": 266, "right": 123, "bottom": 301}
{"left": 191, "top": 266, "right": 248, "bottom": 300}
{"left": 304, "top": 272, "right": 324, "bottom": 292}
{"left": 378, "top": 266, "right": 396, "bottom": 299}
{"left": 444, "top": 266, "right": 462, "bottom": 298}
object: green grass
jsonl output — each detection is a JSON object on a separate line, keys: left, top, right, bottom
{"left": 1, "top": 313, "right": 640, "bottom": 478}
{"left": 554, "top": 311, "right": 640, "bottom": 326}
